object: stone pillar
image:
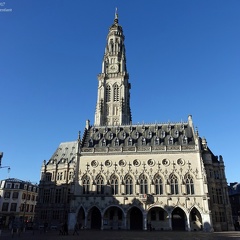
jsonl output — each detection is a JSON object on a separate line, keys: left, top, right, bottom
{"left": 121, "top": 184, "right": 125, "bottom": 194}
{"left": 143, "top": 212, "right": 147, "bottom": 231}
{"left": 123, "top": 214, "right": 127, "bottom": 230}
{"left": 101, "top": 214, "right": 104, "bottom": 230}
{"left": 168, "top": 213, "right": 172, "bottom": 230}
{"left": 68, "top": 212, "right": 76, "bottom": 230}
{"left": 135, "top": 184, "right": 139, "bottom": 195}
{"left": 84, "top": 215, "right": 88, "bottom": 229}
{"left": 186, "top": 215, "right": 191, "bottom": 231}
{"left": 202, "top": 213, "right": 214, "bottom": 232}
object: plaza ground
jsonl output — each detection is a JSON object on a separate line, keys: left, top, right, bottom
{"left": 0, "top": 229, "right": 240, "bottom": 240}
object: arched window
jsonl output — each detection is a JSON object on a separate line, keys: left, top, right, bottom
{"left": 170, "top": 174, "right": 179, "bottom": 194}
{"left": 139, "top": 174, "right": 148, "bottom": 194}
{"left": 96, "top": 175, "right": 104, "bottom": 194}
{"left": 185, "top": 174, "right": 194, "bottom": 195}
{"left": 154, "top": 174, "right": 163, "bottom": 195}
{"left": 106, "top": 85, "right": 111, "bottom": 102}
{"left": 125, "top": 175, "right": 133, "bottom": 195}
{"left": 113, "top": 84, "right": 119, "bottom": 102}
{"left": 82, "top": 175, "right": 90, "bottom": 194}
{"left": 110, "top": 175, "right": 119, "bottom": 195}
{"left": 155, "top": 137, "right": 160, "bottom": 145}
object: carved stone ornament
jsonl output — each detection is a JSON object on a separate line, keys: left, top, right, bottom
{"left": 91, "top": 160, "right": 98, "bottom": 168}
{"left": 147, "top": 159, "right": 155, "bottom": 167}
{"left": 133, "top": 159, "right": 141, "bottom": 167}
{"left": 162, "top": 159, "right": 170, "bottom": 166}
{"left": 119, "top": 159, "right": 126, "bottom": 167}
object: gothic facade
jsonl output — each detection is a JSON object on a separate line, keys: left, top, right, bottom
{"left": 36, "top": 12, "right": 234, "bottom": 232}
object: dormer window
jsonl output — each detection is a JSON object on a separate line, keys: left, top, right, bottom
{"left": 128, "top": 138, "right": 132, "bottom": 146}
{"left": 142, "top": 137, "right": 146, "bottom": 145}
{"left": 168, "top": 136, "right": 173, "bottom": 145}
{"left": 155, "top": 137, "right": 160, "bottom": 145}
{"left": 115, "top": 138, "right": 119, "bottom": 146}
{"left": 174, "top": 130, "right": 179, "bottom": 137}
{"left": 89, "top": 138, "right": 93, "bottom": 147}
{"left": 148, "top": 131, "right": 152, "bottom": 138}
{"left": 182, "top": 136, "right": 188, "bottom": 145}
{"left": 160, "top": 130, "right": 165, "bottom": 138}
{"left": 102, "top": 138, "right": 106, "bottom": 147}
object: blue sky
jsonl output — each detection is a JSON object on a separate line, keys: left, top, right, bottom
{"left": 0, "top": 0, "right": 239, "bottom": 184}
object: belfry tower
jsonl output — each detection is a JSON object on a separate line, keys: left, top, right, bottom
{"left": 94, "top": 10, "right": 132, "bottom": 126}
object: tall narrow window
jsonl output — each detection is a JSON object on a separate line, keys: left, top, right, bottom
{"left": 154, "top": 174, "right": 163, "bottom": 195}
{"left": 82, "top": 175, "right": 90, "bottom": 194}
{"left": 96, "top": 175, "right": 104, "bottom": 194}
{"left": 110, "top": 175, "right": 119, "bottom": 195}
{"left": 106, "top": 85, "right": 111, "bottom": 102}
{"left": 170, "top": 174, "right": 179, "bottom": 194}
{"left": 185, "top": 174, "right": 194, "bottom": 195}
{"left": 139, "top": 174, "right": 148, "bottom": 194}
{"left": 113, "top": 84, "right": 119, "bottom": 102}
{"left": 125, "top": 175, "right": 133, "bottom": 195}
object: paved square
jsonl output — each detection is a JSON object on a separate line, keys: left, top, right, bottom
{"left": 1, "top": 229, "right": 240, "bottom": 240}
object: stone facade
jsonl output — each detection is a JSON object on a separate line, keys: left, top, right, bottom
{"left": 36, "top": 11, "right": 234, "bottom": 232}
{"left": 0, "top": 178, "right": 38, "bottom": 228}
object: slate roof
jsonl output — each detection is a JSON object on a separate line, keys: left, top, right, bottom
{"left": 81, "top": 122, "right": 195, "bottom": 149}
{"left": 47, "top": 141, "right": 78, "bottom": 165}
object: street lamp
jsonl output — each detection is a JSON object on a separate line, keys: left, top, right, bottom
{"left": 0, "top": 152, "right": 11, "bottom": 172}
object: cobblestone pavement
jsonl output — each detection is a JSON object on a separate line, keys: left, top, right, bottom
{"left": 1, "top": 229, "right": 240, "bottom": 240}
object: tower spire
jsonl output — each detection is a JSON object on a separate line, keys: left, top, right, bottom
{"left": 94, "top": 12, "right": 132, "bottom": 126}
{"left": 114, "top": 7, "right": 118, "bottom": 23}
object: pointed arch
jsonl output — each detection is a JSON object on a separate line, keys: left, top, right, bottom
{"left": 185, "top": 173, "right": 195, "bottom": 195}
{"left": 82, "top": 174, "right": 91, "bottom": 194}
{"left": 189, "top": 207, "right": 203, "bottom": 231}
{"left": 127, "top": 206, "right": 143, "bottom": 230}
{"left": 169, "top": 174, "right": 179, "bottom": 194}
{"left": 113, "top": 83, "right": 119, "bottom": 102}
{"left": 124, "top": 174, "right": 133, "bottom": 195}
{"left": 139, "top": 173, "right": 148, "bottom": 194}
{"left": 88, "top": 206, "right": 102, "bottom": 229}
{"left": 154, "top": 173, "right": 163, "bottom": 195}
{"left": 106, "top": 85, "right": 111, "bottom": 102}
{"left": 95, "top": 174, "right": 105, "bottom": 194}
{"left": 110, "top": 174, "right": 119, "bottom": 195}
{"left": 171, "top": 207, "right": 187, "bottom": 231}
{"left": 103, "top": 205, "right": 124, "bottom": 230}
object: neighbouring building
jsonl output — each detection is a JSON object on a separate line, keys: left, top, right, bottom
{"left": 228, "top": 182, "right": 240, "bottom": 230}
{"left": 0, "top": 178, "right": 38, "bottom": 227}
{"left": 36, "top": 11, "right": 234, "bottom": 232}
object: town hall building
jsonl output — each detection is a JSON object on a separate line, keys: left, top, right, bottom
{"left": 36, "top": 11, "right": 234, "bottom": 232}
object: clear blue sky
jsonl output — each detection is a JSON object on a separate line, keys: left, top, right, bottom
{"left": 0, "top": 0, "right": 239, "bottom": 184}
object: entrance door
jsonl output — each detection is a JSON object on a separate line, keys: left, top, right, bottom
{"left": 130, "top": 207, "right": 143, "bottom": 230}
{"left": 90, "top": 207, "right": 101, "bottom": 229}
{"left": 172, "top": 207, "right": 186, "bottom": 231}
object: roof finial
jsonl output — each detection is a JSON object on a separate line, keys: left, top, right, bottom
{"left": 78, "top": 131, "right": 81, "bottom": 141}
{"left": 114, "top": 7, "right": 118, "bottom": 24}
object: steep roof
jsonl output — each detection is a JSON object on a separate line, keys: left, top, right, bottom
{"left": 81, "top": 121, "right": 195, "bottom": 150}
{"left": 46, "top": 141, "right": 78, "bottom": 165}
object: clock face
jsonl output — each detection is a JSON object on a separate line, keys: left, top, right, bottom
{"left": 108, "top": 64, "right": 118, "bottom": 73}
